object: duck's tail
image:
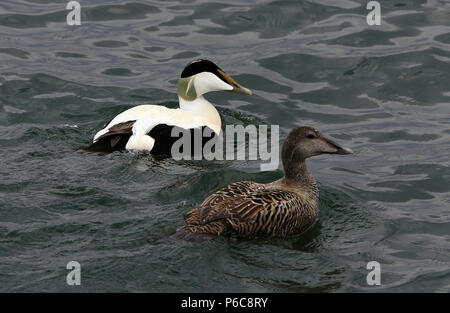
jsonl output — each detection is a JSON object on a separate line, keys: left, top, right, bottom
{"left": 79, "top": 135, "right": 130, "bottom": 155}
{"left": 174, "top": 226, "right": 218, "bottom": 242}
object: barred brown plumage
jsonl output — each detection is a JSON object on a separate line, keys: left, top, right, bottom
{"left": 176, "top": 126, "right": 353, "bottom": 240}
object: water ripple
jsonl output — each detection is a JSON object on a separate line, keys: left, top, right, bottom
{"left": 0, "top": 0, "right": 449, "bottom": 292}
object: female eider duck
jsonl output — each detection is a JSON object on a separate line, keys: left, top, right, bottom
{"left": 176, "top": 126, "right": 353, "bottom": 240}
{"left": 82, "top": 59, "right": 252, "bottom": 155}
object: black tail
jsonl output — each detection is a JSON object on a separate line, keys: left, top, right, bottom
{"left": 80, "top": 135, "right": 131, "bottom": 155}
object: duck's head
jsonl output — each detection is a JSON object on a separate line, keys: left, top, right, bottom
{"left": 282, "top": 126, "right": 353, "bottom": 166}
{"left": 177, "top": 59, "right": 252, "bottom": 101}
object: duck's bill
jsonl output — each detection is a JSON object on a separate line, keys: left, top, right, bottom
{"left": 334, "top": 146, "right": 354, "bottom": 155}
{"left": 232, "top": 85, "right": 252, "bottom": 95}
{"left": 325, "top": 138, "right": 354, "bottom": 155}
{"left": 217, "top": 69, "right": 252, "bottom": 96}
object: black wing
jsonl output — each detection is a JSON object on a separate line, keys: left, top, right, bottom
{"left": 81, "top": 121, "right": 135, "bottom": 154}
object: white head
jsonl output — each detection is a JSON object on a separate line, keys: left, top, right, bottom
{"left": 177, "top": 59, "right": 252, "bottom": 101}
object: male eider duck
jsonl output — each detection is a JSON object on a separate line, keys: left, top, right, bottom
{"left": 176, "top": 126, "right": 353, "bottom": 240}
{"left": 82, "top": 59, "right": 252, "bottom": 155}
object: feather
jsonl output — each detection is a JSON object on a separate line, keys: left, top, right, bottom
{"left": 177, "top": 181, "right": 319, "bottom": 238}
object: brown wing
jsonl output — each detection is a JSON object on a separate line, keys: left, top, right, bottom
{"left": 184, "top": 183, "right": 317, "bottom": 237}
{"left": 194, "top": 181, "right": 264, "bottom": 223}
{"left": 95, "top": 120, "right": 135, "bottom": 142}
{"left": 81, "top": 121, "right": 135, "bottom": 154}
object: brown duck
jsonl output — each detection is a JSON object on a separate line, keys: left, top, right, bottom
{"left": 176, "top": 126, "right": 353, "bottom": 240}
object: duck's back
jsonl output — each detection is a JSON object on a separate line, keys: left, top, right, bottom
{"left": 179, "top": 180, "right": 319, "bottom": 239}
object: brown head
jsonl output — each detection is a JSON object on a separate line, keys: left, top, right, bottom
{"left": 282, "top": 126, "right": 353, "bottom": 180}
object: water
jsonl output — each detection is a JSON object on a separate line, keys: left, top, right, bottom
{"left": 0, "top": 0, "right": 449, "bottom": 292}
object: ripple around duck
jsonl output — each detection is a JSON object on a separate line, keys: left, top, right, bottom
{"left": 0, "top": 0, "right": 449, "bottom": 292}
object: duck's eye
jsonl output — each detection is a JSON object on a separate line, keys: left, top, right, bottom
{"left": 307, "top": 134, "right": 315, "bottom": 139}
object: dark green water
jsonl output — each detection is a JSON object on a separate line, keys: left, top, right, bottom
{"left": 0, "top": 0, "right": 449, "bottom": 292}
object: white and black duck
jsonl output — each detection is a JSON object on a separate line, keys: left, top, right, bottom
{"left": 82, "top": 59, "right": 252, "bottom": 155}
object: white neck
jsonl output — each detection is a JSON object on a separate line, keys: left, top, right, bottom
{"left": 178, "top": 96, "right": 222, "bottom": 135}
